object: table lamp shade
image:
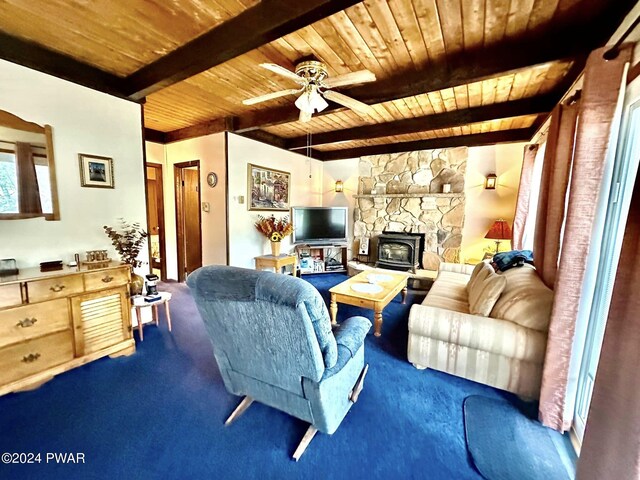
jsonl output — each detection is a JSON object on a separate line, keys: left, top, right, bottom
{"left": 485, "top": 219, "right": 512, "bottom": 240}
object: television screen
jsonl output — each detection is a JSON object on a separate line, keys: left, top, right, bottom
{"left": 292, "top": 207, "right": 348, "bottom": 244}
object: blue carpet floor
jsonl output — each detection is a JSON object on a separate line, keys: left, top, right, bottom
{"left": 0, "top": 273, "right": 514, "bottom": 480}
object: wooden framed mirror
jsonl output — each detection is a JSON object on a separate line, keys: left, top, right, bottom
{"left": 0, "top": 110, "right": 59, "bottom": 220}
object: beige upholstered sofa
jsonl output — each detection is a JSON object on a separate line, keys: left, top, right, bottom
{"left": 407, "top": 262, "right": 553, "bottom": 398}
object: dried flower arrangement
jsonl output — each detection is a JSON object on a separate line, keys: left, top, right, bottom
{"left": 254, "top": 215, "right": 294, "bottom": 242}
{"left": 103, "top": 219, "right": 148, "bottom": 268}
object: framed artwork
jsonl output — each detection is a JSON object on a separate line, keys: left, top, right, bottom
{"left": 79, "top": 153, "right": 114, "bottom": 188}
{"left": 247, "top": 163, "right": 290, "bottom": 211}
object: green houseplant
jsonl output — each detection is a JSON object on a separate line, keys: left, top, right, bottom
{"left": 104, "top": 219, "right": 148, "bottom": 295}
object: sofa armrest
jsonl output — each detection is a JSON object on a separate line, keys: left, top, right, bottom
{"left": 438, "top": 262, "right": 475, "bottom": 275}
{"left": 324, "top": 316, "right": 371, "bottom": 380}
{"left": 408, "top": 304, "right": 547, "bottom": 363}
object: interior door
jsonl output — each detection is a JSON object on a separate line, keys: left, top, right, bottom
{"left": 145, "top": 164, "right": 165, "bottom": 279}
{"left": 183, "top": 168, "right": 202, "bottom": 275}
{"left": 175, "top": 162, "right": 202, "bottom": 282}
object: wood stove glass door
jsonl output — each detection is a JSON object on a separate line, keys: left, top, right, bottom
{"left": 380, "top": 243, "right": 411, "bottom": 263}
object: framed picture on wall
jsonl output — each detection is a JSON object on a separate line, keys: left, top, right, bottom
{"left": 79, "top": 153, "right": 114, "bottom": 188}
{"left": 247, "top": 163, "right": 290, "bottom": 211}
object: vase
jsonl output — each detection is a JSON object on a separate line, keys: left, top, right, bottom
{"left": 270, "top": 241, "right": 281, "bottom": 257}
{"left": 130, "top": 271, "right": 145, "bottom": 296}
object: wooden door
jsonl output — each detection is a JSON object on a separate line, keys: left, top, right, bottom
{"left": 183, "top": 168, "right": 202, "bottom": 275}
{"left": 145, "top": 164, "right": 166, "bottom": 279}
{"left": 175, "top": 161, "right": 202, "bottom": 282}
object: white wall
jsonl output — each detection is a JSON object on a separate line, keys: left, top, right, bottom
{"left": 0, "top": 60, "right": 147, "bottom": 270}
{"left": 461, "top": 142, "right": 526, "bottom": 261}
{"left": 227, "top": 133, "right": 323, "bottom": 269}
{"left": 322, "top": 158, "right": 359, "bottom": 257}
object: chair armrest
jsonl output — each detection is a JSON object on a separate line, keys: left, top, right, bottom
{"left": 438, "top": 262, "right": 475, "bottom": 275}
{"left": 323, "top": 316, "right": 371, "bottom": 380}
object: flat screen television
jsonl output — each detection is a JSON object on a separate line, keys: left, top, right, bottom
{"left": 291, "top": 206, "right": 348, "bottom": 244}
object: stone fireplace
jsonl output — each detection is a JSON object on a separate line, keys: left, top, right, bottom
{"left": 354, "top": 147, "right": 467, "bottom": 271}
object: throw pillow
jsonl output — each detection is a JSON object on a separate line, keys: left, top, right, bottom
{"left": 468, "top": 269, "right": 507, "bottom": 316}
{"left": 466, "top": 261, "right": 491, "bottom": 294}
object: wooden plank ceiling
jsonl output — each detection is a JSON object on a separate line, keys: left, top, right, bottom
{"left": 0, "top": 0, "right": 635, "bottom": 160}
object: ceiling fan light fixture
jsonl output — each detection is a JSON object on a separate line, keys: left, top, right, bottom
{"left": 295, "top": 85, "right": 327, "bottom": 114}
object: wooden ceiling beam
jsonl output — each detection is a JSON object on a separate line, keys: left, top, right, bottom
{"left": 317, "top": 129, "right": 534, "bottom": 161}
{"left": 144, "top": 128, "right": 167, "bottom": 144}
{"left": 236, "top": 130, "right": 327, "bottom": 160}
{"left": 123, "top": 0, "right": 364, "bottom": 100}
{"left": 286, "top": 93, "right": 558, "bottom": 150}
{"left": 164, "top": 117, "right": 237, "bottom": 144}
{"left": 0, "top": 31, "right": 130, "bottom": 101}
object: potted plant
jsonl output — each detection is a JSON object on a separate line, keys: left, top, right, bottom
{"left": 104, "top": 219, "right": 148, "bottom": 295}
{"left": 255, "top": 215, "right": 293, "bottom": 256}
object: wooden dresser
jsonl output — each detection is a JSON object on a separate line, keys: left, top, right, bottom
{"left": 0, "top": 262, "right": 135, "bottom": 396}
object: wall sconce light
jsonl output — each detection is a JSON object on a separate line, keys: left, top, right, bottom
{"left": 485, "top": 174, "right": 497, "bottom": 190}
{"left": 335, "top": 180, "right": 344, "bottom": 192}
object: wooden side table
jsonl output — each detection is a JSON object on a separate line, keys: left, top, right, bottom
{"left": 131, "top": 292, "right": 172, "bottom": 341}
{"left": 254, "top": 254, "right": 298, "bottom": 276}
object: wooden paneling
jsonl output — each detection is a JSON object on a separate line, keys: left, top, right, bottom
{"left": 143, "top": 0, "right": 595, "bottom": 132}
{"left": 262, "top": 61, "right": 571, "bottom": 139}
{"left": 0, "top": 0, "right": 259, "bottom": 77}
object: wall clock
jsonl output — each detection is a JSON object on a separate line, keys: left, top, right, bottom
{"left": 207, "top": 172, "right": 218, "bottom": 188}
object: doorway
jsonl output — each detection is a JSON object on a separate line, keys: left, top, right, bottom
{"left": 174, "top": 161, "right": 202, "bottom": 282}
{"left": 145, "top": 164, "right": 166, "bottom": 280}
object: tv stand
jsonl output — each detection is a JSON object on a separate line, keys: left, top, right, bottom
{"left": 295, "top": 244, "right": 348, "bottom": 275}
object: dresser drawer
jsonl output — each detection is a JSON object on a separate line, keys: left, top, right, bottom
{"left": 84, "top": 268, "right": 129, "bottom": 292}
{"left": 0, "top": 283, "right": 22, "bottom": 309}
{"left": 0, "top": 330, "right": 74, "bottom": 386}
{"left": 0, "top": 299, "right": 70, "bottom": 348}
{"left": 27, "top": 275, "right": 83, "bottom": 303}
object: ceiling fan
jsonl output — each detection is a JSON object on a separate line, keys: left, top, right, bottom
{"left": 242, "top": 60, "right": 377, "bottom": 122}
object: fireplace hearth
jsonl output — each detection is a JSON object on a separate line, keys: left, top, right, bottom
{"left": 376, "top": 233, "right": 423, "bottom": 273}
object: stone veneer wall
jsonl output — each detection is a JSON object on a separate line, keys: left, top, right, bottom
{"left": 354, "top": 147, "right": 467, "bottom": 270}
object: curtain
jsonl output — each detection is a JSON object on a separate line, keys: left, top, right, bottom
{"left": 532, "top": 103, "right": 578, "bottom": 289}
{"left": 538, "top": 45, "right": 632, "bottom": 431}
{"left": 512, "top": 144, "right": 538, "bottom": 250}
{"left": 576, "top": 178, "right": 640, "bottom": 479}
{"left": 15, "top": 141, "right": 42, "bottom": 214}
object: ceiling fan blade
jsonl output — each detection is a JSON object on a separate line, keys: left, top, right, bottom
{"left": 321, "top": 70, "right": 376, "bottom": 89}
{"left": 323, "top": 90, "right": 375, "bottom": 115}
{"left": 260, "top": 63, "right": 306, "bottom": 85}
{"left": 299, "top": 110, "right": 313, "bottom": 123}
{"left": 242, "top": 89, "right": 301, "bottom": 106}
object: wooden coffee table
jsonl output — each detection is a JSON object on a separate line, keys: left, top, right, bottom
{"left": 329, "top": 269, "right": 408, "bottom": 337}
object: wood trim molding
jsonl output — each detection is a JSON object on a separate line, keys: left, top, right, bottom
{"left": 317, "top": 129, "right": 534, "bottom": 161}
{"left": 123, "top": 0, "right": 364, "bottom": 100}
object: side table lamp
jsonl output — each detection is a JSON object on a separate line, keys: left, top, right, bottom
{"left": 485, "top": 219, "right": 512, "bottom": 254}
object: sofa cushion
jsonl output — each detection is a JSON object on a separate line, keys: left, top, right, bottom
{"left": 466, "top": 261, "right": 489, "bottom": 293}
{"left": 468, "top": 266, "right": 507, "bottom": 316}
{"left": 490, "top": 265, "right": 553, "bottom": 331}
{"left": 422, "top": 271, "right": 470, "bottom": 313}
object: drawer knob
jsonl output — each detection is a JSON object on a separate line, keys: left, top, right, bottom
{"left": 50, "top": 284, "right": 66, "bottom": 292}
{"left": 21, "top": 353, "right": 41, "bottom": 363}
{"left": 16, "top": 317, "right": 38, "bottom": 328}
{"left": 102, "top": 275, "right": 114, "bottom": 283}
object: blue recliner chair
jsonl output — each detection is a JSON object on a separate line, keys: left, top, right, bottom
{"left": 187, "top": 265, "right": 371, "bottom": 460}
